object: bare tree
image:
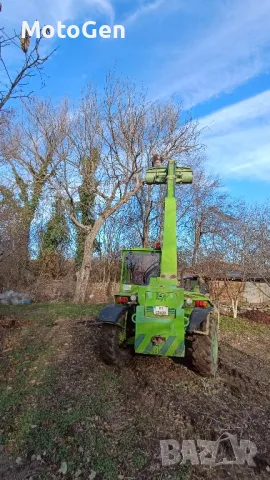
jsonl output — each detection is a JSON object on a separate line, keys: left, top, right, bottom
{"left": 96, "top": 215, "right": 123, "bottom": 291}
{"left": 0, "top": 185, "right": 30, "bottom": 288}
{"left": 242, "top": 202, "right": 270, "bottom": 299}
{"left": 198, "top": 208, "right": 254, "bottom": 319}
{"left": 121, "top": 184, "right": 164, "bottom": 248}
{"left": 0, "top": 98, "right": 70, "bottom": 261}
{"left": 0, "top": 27, "right": 55, "bottom": 110}
{"left": 178, "top": 169, "right": 240, "bottom": 267}
{"left": 111, "top": 104, "right": 202, "bottom": 250}
{"left": 55, "top": 75, "right": 201, "bottom": 303}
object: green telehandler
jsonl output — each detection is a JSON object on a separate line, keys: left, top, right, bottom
{"left": 98, "top": 159, "right": 218, "bottom": 377}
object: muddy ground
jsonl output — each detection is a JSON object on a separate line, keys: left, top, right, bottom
{"left": 0, "top": 304, "right": 269, "bottom": 480}
{"left": 239, "top": 309, "right": 270, "bottom": 325}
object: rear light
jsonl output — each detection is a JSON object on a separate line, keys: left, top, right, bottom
{"left": 195, "top": 300, "right": 208, "bottom": 308}
{"left": 116, "top": 296, "right": 129, "bottom": 304}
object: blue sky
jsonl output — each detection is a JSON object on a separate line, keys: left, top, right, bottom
{"left": 2, "top": 0, "right": 270, "bottom": 203}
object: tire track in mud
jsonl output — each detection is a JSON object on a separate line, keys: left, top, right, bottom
{"left": 83, "top": 321, "right": 270, "bottom": 478}
{"left": 126, "top": 342, "right": 270, "bottom": 413}
{"left": 118, "top": 342, "right": 270, "bottom": 441}
{"left": 120, "top": 355, "right": 211, "bottom": 442}
{"left": 218, "top": 344, "right": 270, "bottom": 400}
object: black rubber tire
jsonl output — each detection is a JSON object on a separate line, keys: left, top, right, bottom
{"left": 99, "top": 323, "right": 133, "bottom": 367}
{"left": 191, "top": 315, "right": 218, "bottom": 377}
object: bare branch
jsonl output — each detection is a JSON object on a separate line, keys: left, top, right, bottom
{"left": 0, "top": 27, "right": 56, "bottom": 111}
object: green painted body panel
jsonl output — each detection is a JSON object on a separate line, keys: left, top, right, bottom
{"left": 135, "top": 284, "right": 185, "bottom": 356}
{"left": 145, "top": 166, "right": 193, "bottom": 185}
{"left": 161, "top": 196, "right": 177, "bottom": 280}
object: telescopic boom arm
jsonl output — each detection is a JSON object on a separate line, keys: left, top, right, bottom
{"left": 145, "top": 159, "right": 193, "bottom": 283}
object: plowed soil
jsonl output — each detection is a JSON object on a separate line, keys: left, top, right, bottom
{"left": 239, "top": 309, "right": 270, "bottom": 325}
{"left": 0, "top": 306, "right": 269, "bottom": 480}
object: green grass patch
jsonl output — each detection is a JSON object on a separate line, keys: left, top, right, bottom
{"left": 219, "top": 315, "right": 270, "bottom": 336}
{"left": 0, "top": 302, "right": 103, "bottom": 451}
{"left": 0, "top": 302, "right": 104, "bottom": 324}
{"left": 92, "top": 451, "right": 119, "bottom": 480}
{"left": 0, "top": 324, "right": 57, "bottom": 447}
{"left": 157, "top": 466, "right": 191, "bottom": 480}
{"left": 132, "top": 451, "right": 148, "bottom": 469}
{"left": 0, "top": 301, "right": 121, "bottom": 477}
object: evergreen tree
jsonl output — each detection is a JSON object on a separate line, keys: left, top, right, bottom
{"left": 40, "top": 197, "right": 69, "bottom": 257}
{"left": 75, "top": 148, "right": 100, "bottom": 266}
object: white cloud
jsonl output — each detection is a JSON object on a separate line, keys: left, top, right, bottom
{"left": 1, "top": 0, "right": 115, "bottom": 73}
{"left": 2, "top": 0, "right": 115, "bottom": 28}
{"left": 203, "top": 90, "right": 270, "bottom": 133}
{"left": 150, "top": 0, "right": 270, "bottom": 107}
{"left": 124, "top": 0, "right": 165, "bottom": 25}
{"left": 200, "top": 91, "right": 270, "bottom": 181}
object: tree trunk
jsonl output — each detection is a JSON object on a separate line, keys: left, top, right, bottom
{"left": 18, "top": 213, "right": 33, "bottom": 282}
{"left": 74, "top": 231, "right": 96, "bottom": 303}
{"left": 231, "top": 299, "right": 239, "bottom": 319}
{"left": 191, "top": 217, "right": 202, "bottom": 267}
{"left": 142, "top": 221, "right": 150, "bottom": 248}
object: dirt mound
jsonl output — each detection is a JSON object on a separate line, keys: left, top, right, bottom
{"left": 240, "top": 309, "right": 270, "bottom": 324}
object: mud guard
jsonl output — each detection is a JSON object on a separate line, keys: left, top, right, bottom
{"left": 187, "top": 307, "right": 213, "bottom": 333}
{"left": 98, "top": 305, "right": 129, "bottom": 327}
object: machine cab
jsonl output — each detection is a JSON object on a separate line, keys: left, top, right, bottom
{"left": 119, "top": 248, "right": 161, "bottom": 294}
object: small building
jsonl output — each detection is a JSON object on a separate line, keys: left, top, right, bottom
{"left": 182, "top": 270, "right": 270, "bottom": 305}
